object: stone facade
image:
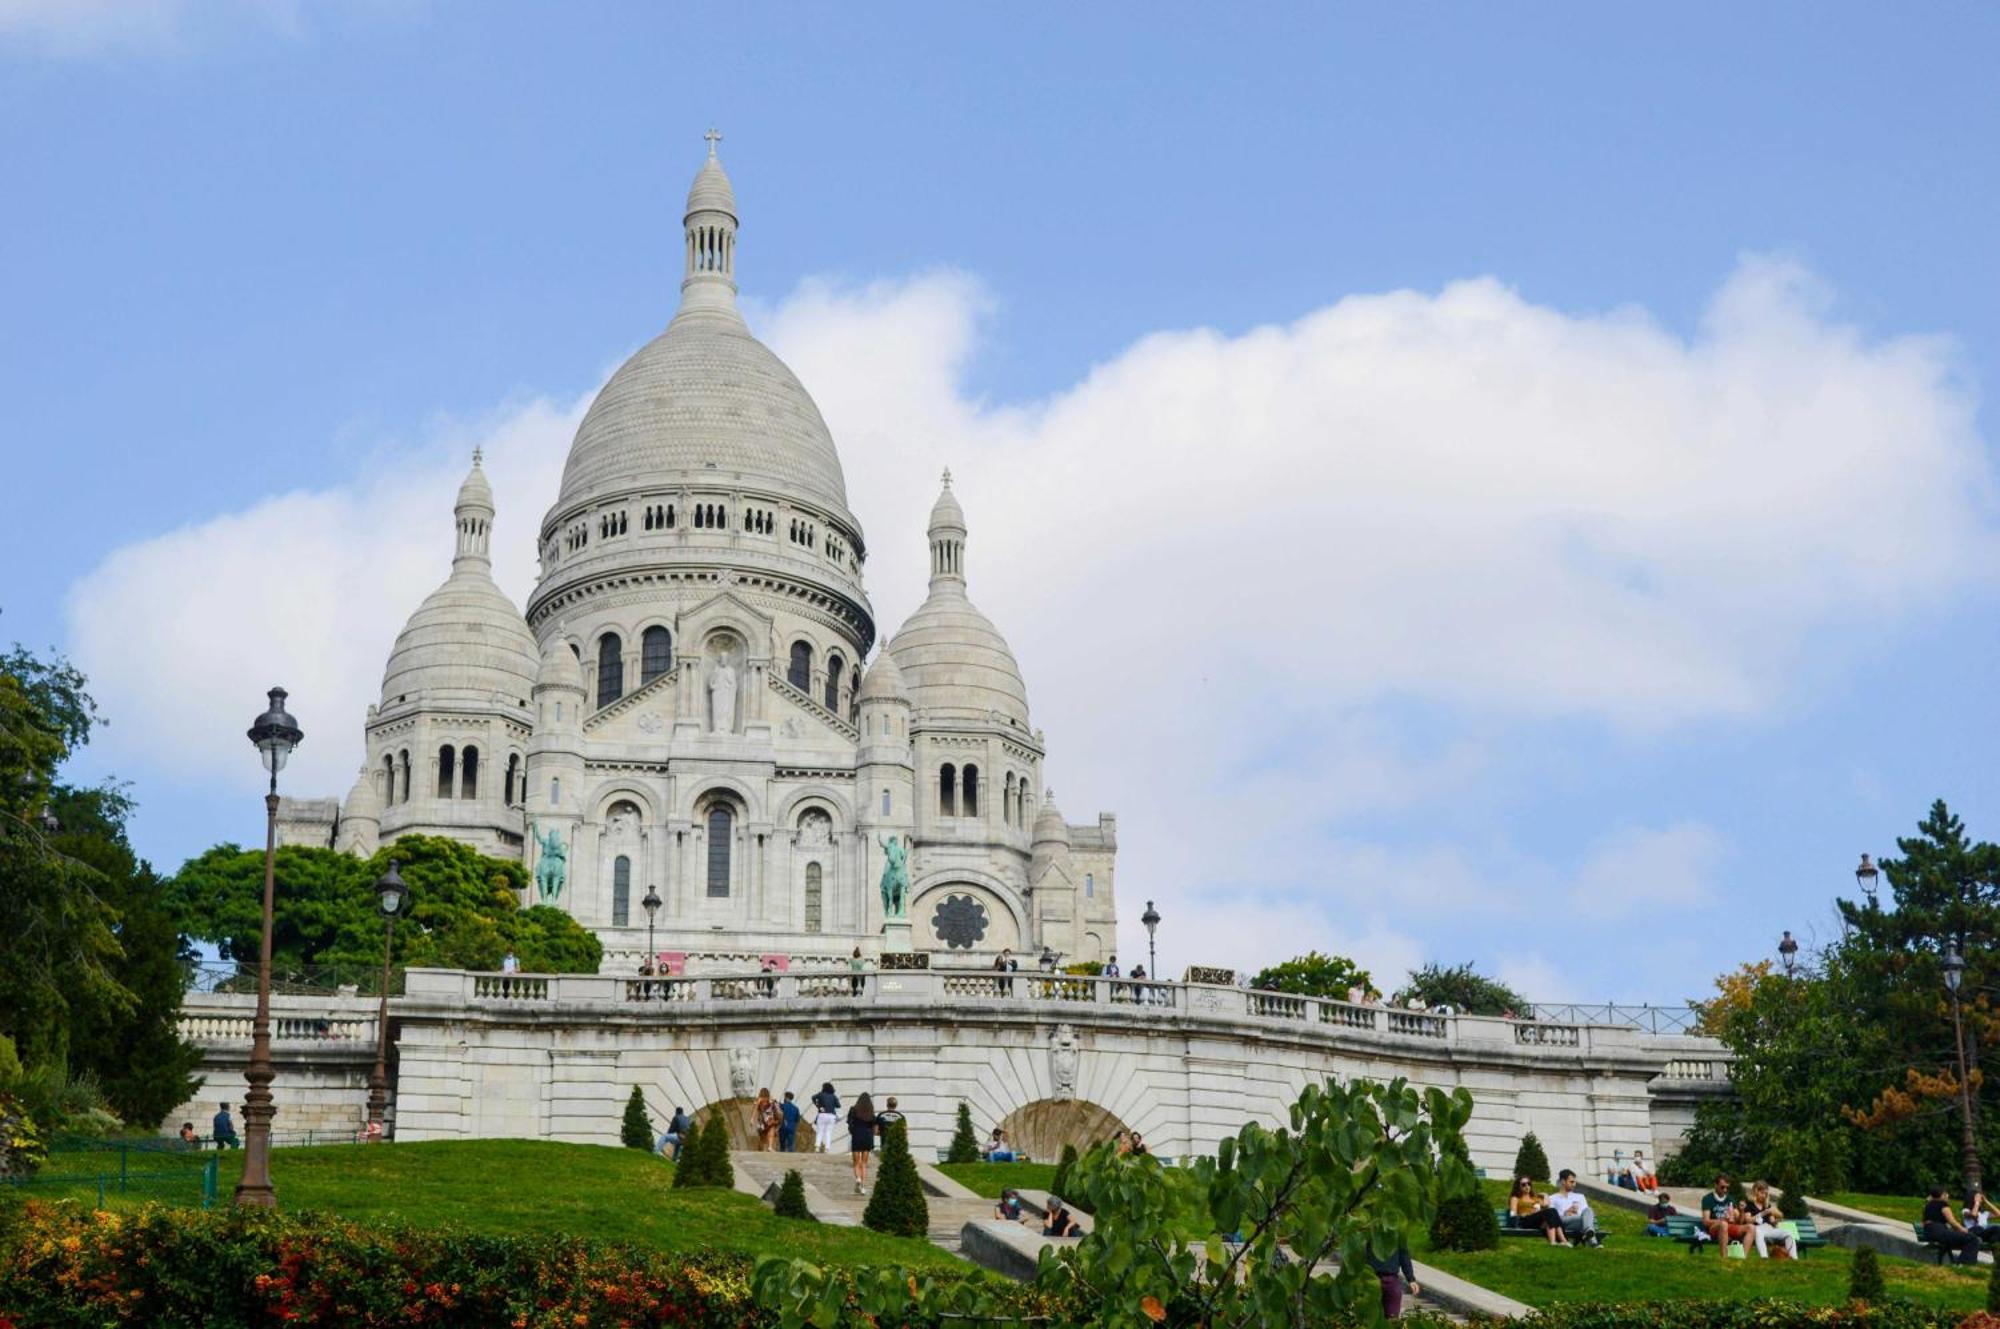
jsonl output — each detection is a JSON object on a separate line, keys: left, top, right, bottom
{"left": 285, "top": 141, "right": 1117, "bottom": 969}
{"left": 175, "top": 971, "right": 1731, "bottom": 1174}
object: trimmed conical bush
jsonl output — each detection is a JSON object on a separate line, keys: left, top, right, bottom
{"left": 620, "top": 1086, "right": 652, "bottom": 1151}
{"left": 862, "top": 1119, "right": 929, "bottom": 1237}
{"left": 945, "top": 1102, "right": 980, "bottom": 1166}
{"left": 1051, "top": 1143, "right": 1080, "bottom": 1198}
{"left": 1849, "top": 1246, "right": 1885, "bottom": 1303}
{"left": 1512, "top": 1131, "right": 1550, "bottom": 1184}
{"left": 774, "top": 1168, "right": 815, "bottom": 1221}
{"left": 1430, "top": 1137, "right": 1500, "bottom": 1252}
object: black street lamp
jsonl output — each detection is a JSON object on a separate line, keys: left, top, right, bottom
{"left": 1778, "top": 930, "right": 1799, "bottom": 978}
{"left": 1141, "top": 899, "right": 1161, "bottom": 979}
{"left": 1856, "top": 853, "right": 1880, "bottom": 908}
{"left": 642, "top": 885, "right": 661, "bottom": 998}
{"left": 1943, "top": 943, "right": 1983, "bottom": 1194}
{"left": 237, "top": 686, "right": 302, "bottom": 1207}
{"left": 366, "top": 860, "right": 410, "bottom": 1136}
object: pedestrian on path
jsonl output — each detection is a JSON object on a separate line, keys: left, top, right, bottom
{"left": 778, "top": 1091, "right": 801, "bottom": 1152}
{"left": 755, "top": 1088, "right": 780, "bottom": 1151}
{"left": 811, "top": 1082, "right": 840, "bottom": 1153}
{"left": 847, "top": 1092, "right": 878, "bottom": 1194}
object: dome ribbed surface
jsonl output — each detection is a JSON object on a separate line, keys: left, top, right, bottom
{"left": 553, "top": 309, "right": 853, "bottom": 517}
{"left": 380, "top": 571, "right": 538, "bottom": 707}
{"left": 686, "top": 158, "right": 737, "bottom": 217}
{"left": 342, "top": 764, "right": 380, "bottom": 819}
{"left": 929, "top": 483, "right": 965, "bottom": 533}
{"left": 536, "top": 637, "right": 585, "bottom": 691}
{"left": 886, "top": 588, "right": 1030, "bottom": 727}
{"left": 456, "top": 455, "right": 494, "bottom": 512}
{"left": 856, "top": 652, "right": 909, "bottom": 703}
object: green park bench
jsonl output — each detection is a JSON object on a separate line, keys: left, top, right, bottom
{"left": 1665, "top": 1213, "right": 1825, "bottom": 1255}
{"left": 1493, "top": 1210, "right": 1611, "bottom": 1243}
{"left": 1909, "top": 1221, "right": 1990, "bottom": 1264}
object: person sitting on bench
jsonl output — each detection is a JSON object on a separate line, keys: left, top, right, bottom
{"left": 1965, "top": 1188, "right": 2000, "bottom": 1246}
{"left": 1042, "top": 1195, "right": 1078, "bottom": 1238}
{"left": 1509, "top": 1175, "right": 1570, "bottom": 1245}
{"left": 1924, "top": 1186, "right": 1982, "bottom": 1265}
{"left": 1549, "top": 1170, "right": 1600, "bottom": 1246}
{"left": 1644, "top": 1193, "right": 1677, "bottom": 1237}
{"left": 1700, "top": 1175, "right": 1751, "bottom": 1255}
{"left": 1746, "top": 1180, "right": 1798, "bottom": 1259}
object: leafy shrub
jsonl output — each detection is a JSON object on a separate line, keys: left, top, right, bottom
{"left": 1050, "top": 1142, "right": 1079, "bottom": 1197}
{"left": 0, "top": 1201, "right": 758, "bottom": 1327}
{"left": 1521, "top": 1299, "right": 1960, "bottom": 1329}
{"left": 1514, "top": 1130, "right": 1551, "bottom": 1184}
{"left": 1988, "top": 1253, "right": 2000, "bottom": 1314}
{"left": 620, "top": 1085, "right": 652, "bottom": 1150}
{"left": 773, "top": 1168, "right": 814, "bottom": 1221}
{"left": 1400, "top": 960, "right": 1527, "bottom": 1016}
{"left": 671, "top": 1113, "right": 732, "bottom": 1190}
{"left": 1430, "top": 1137, "right": 1499, "bottom": 1251}
{"left": 1849, "top": 1244, "right": 1886, "bottom": 1302}
{"left": 862, "top": 1119, "right": 928, "bottom": 1238}
{"left": 1250, "top": 950, "right": 1373, "bottom": 999}
{"left": 944, "top": 1102, "right": 979, "bottom": 1166}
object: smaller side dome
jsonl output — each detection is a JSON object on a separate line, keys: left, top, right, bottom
{"left": 536, "top": 637, "right": 586, "bottom": 693}
{"left": 856, "top": 652, "right": 910, "bottom": 705}
{"left": 342, "top": 763, "right": 381, "bottom": 820}
{"left": 1032, "top": 788, "right": 1069, "bottom": 846}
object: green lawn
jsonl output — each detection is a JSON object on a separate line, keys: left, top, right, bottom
{"left": 1823, "top": 1192, "right": 1926, "bottom": 1226}
{"left": 212, "top": 1139, "right": 968, "bottom": 1271}
{"left": 1417, "top": 1182, "right": 1987, "bottom": 1312}
{"left": 939, "top": 1162, "right": 1059, "bottom": 1198}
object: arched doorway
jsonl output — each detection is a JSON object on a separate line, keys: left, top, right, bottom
{"left": 996, "top": 1098, "right": 1132, "bottom": 1161}
{"left": 691, "top": 1096, "right": 761, "bottom": 1149}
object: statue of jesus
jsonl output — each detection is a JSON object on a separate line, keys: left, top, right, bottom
{"left": 707, "top": 657, "right": 737, "bottom": 733}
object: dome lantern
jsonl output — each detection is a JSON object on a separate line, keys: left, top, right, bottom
{"left": 681, "top": 128, "right": 739, "bottom": 313}
{"left": 453, "top": 448, "right": 494, "bottom": 569}
{"left": 928, "top": 467, "right": 967, "bottom": 591}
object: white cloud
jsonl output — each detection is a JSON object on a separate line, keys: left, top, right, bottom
{"left": 65, "top": 256, "right": 1998, "bottom": 996}
{"left": 0, "top": 0, "right": 299, "bottom": 56}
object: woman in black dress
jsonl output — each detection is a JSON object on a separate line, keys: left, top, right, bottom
{"left": 847, "top": 1092, "right": 878, "bottom": 1195}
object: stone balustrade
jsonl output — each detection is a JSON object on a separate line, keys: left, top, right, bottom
{"left": 177, "top": 1011, "right": 377, "bottom": 1043}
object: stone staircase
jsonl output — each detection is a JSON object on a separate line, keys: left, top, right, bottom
{"left": 730, "top": 1149, "right": 995, "bottom": 1252}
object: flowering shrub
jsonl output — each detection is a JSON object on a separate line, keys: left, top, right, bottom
{"left": 0, "top": 1200, "right": 762, "bottom": 1327}
{"left": 1521, "top": 1301, "right": 1972, "bottom": 1329}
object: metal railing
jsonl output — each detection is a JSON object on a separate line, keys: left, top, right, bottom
{"left": 184, "top": 961, "right": 406, "bottom": 997}
{"left": 4, "top": 1146, "right": 219, "bottom": 1209}
{"left": 1528, "top": 1003, "right": 1700, "bottom": 1035}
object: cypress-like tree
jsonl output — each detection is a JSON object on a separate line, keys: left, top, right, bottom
{"left": 945, "top": 1102, "right": 981, "bottom": 1166}
{"left": 1848, "top": 1246, "right": 1885, "bottom": 1303}
{"left": 1429, "top": 1137, "right": 1500, "bottom": 1251}
{"left": 700, "top": 1111, "right": 735, "bottom": 1189}
{"left": 669, "top": 1115, "right": 699, "bottom": 1189}
{"left": 773, "top": 1168, "right": 815, "bottom": 1221}
{"left": 621, "top": 1086, "right": 652, "bottom": 1150}
{"left": 1512, "top": 1131, "right": 1550, "bottom": 1184}
{"left": 1051, "top": 1142, "right": 1080, "bottom": 1198}
{"left": 862, "top": 1119, "right": 929, "bottom": 1237}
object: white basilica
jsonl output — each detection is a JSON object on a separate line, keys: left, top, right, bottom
{"left": 281, "top": 140, "right": 1119, "bottom": 971}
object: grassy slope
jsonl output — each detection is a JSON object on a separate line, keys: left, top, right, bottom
{"left": 1417, "top": 1182, "right": 1987, "bottom": 1312}
{"left": 938, "top": 1162, "right": 1059, "bottom": 1198}
{"left": 1823, "top": 1192, "right": 1926, "bottom": 1226}
{"left": 208, "top": 1139, "right": 967, "bottom": 1271}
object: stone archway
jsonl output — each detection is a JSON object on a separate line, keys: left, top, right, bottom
{"left": 996, "top": 1098, "right": 1132, "bottom": 1162}
{"left": 692, "top": 1096, "right": 761, "bottom": 1149}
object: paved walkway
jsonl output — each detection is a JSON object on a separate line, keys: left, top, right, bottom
{"left": 730, "top": 1149, "right": 995, "bottom": 1252}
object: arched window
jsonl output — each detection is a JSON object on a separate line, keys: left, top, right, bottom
{"left": 641, "top": 626, "right": 673, "bottom": 686}
{"left": 824, "top": 654, "right": 844, "bottom": 712}
{"left": 804, "top": 862, "right": 823, "bottom": 934}
{"left": 1085, "top": 872, "right": 1095, "bottom": 898}
{"left": 460, "top": 746, "right": 479, "bottom": 800}
{"left": 551, "top": 776, "right": 561, "bottom": 805}
{"left": 939, "top": 763, "right": 957, "bottom": 817}
{"left": 597, "top": 632, "right": 624, "bottom": 706}
{"left": 437, "top": 744, "right": 456, "bottom": 799}
{"left": 612, "top": 855, "right": 631, "bottom": 927}
{"left": 962, "top": 764, "right": 979, "bottom": 818}
{"left": 787, "top": 641, "right": 812, "bottom": 692}
{"left": 397, "top": 750, "right": 410, "bottom": 804}
{"left": 706, "top": 805, "right": 733, "bottom": 897}
{"left": 1004, "top": 773, "right": 1016, "bottom": 826}
{"left": 880, "top": 788, "right": 891, "bottom": 815}
{"left": 504, "top": 753, "right": 519, "bottom": 807}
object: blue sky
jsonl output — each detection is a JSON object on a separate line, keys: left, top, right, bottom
{"left": 6, "top": 3, "right": 2000, "bottom": 1002}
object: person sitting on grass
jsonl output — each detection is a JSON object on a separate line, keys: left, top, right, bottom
{"left": 1549, "top": 1170, "right": 1600, "bottom": 1247}
{"left": 1644, "top": 1192, "right": 1677, "bottom": 1237}
{"left": 1700, "top": 1175, "right": 1752, "bottom": 1255}
{"left": 1924, "top": 1185, "right": 1983, "bottom": 1265}
{"left": 1509, "top": 1176, "right": 1569, "bottom": 1246}
{"left": 983, "top": 1127, "right": 1015, "bottom": 1162}
{"left": 1746, "top": 1180, "right": 1798, "bottom": 1259}
{"left": 1630, "top": 1149, "right": 1657, "bottom": 1192}
{"left": 1042, "top": 1195, "right": 1078, "bottom": 1238}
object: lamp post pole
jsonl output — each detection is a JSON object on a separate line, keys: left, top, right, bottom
{"left": 1944, "top": 944, "right": 1982, "bottom": 1194}
{"left": 1141, "top": 899, "right": 1161, "bottom": 979}
{"left": 236, "top": 687, "right": 302, "bottom": 1208}
{"left": 366, "top": 860, "right": 410, "bottom": 1137}
{"left": 642, "top": 886, "right": 661, "bottom": 999}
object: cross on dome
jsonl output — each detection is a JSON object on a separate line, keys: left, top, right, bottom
{"left": 704, "top": 126, "right": 723, "bottom": 157}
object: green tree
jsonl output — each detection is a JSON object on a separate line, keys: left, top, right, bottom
{"left": 773, "top": 1168, "right": 814, "bottom": 1221}
{"left": 1513, "top": 1131, "right": 1550, "bottom": 1184}
{"left": 1050, "top": 1142, "right": 1079, "bottom": 1198}
{"left": 172, "top": 835, "right": 601, "bottom": 976}
{"left": 1249, "top": 950, "right": 1373, "bottom": 1000}
{"left": 1399, "top": 962, "right": 1527, "bottom": 1017}
{"left": 621, "top": 1086, "right": 652, "bottom": 1150}
{"left": 944, "top": 1102, "right": 980, "bottom": 1165}
{"left": 1988, "top": 1251, "right": 2000, "bottom": 1313}
{"left": 1848, "top": 1245, "right": 1885, "bottom": 1302}
{"left": 674, "top": 1112, "right": 734, "bottom": 1190}
{"left": 862, "top": 1119, "right": 928, "bottom": 1238}
{"left": 0, "top": 647, "right": 196, "bottom": 1130}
